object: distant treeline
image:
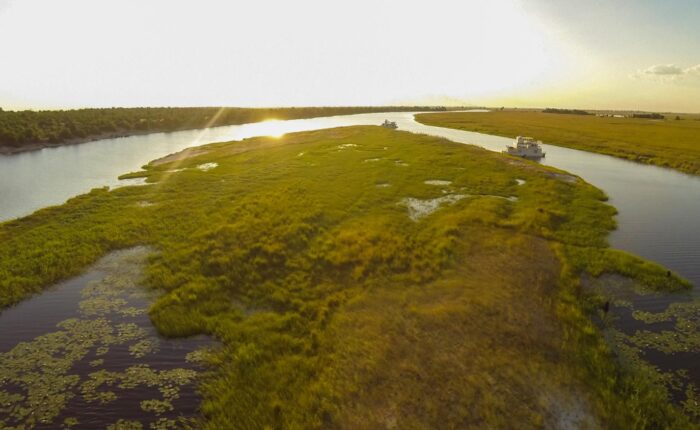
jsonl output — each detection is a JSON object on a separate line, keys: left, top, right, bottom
{"left": 542, "top": 108, "right": 591, "bottom": 116}
{"left": 632, "top": 113, "right": 665, "bottom": 120}
{"left": 0, "top": 106, "right": 449, "bottom": 149}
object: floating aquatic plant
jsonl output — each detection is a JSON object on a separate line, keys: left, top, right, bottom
{"left": 140, "top": 399, "right": 174, "bottom": 415}
{"left": 0, "top": 248, "right": 207, "bottom": 429}
{"left": 129, "top": 338, "right": 159, "bottom": 358}
{"left": 107, "top": 419, "right": 144, "bottom": 430}
{"left": 592, "top": 273, "right": 700, "bottom": 420}
{"left": 149, "top": 418, "right": 179, "bottom": 430}
{"left": 62, "top": 416, "right": 79, "bottom": 428}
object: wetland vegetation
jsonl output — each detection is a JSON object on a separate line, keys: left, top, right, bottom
{"left": 416, "top": 110, "right": 700, "bottom": 175}
{"left": 0, "top": 126, "right": 695, "bottom": 428}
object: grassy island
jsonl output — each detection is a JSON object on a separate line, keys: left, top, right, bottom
{"left": 416, "top": 110, "right": 700, "bottom": 176}
{"left": 0, "top": 126, "right": 693, "bottom": 428}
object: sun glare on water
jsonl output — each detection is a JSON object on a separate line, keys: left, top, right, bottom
{"left": 254, "top": 120, "right": 288, "bottom": 138}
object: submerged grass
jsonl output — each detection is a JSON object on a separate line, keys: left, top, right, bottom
{"left": 416, "top": 110, "right": 700, "bottom": 175}
{"left": 0, "top": 126, "right": 693, "bottom": 428}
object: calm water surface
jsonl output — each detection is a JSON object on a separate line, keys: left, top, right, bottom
{"left": 0, "top": 247, "right": 212, "bottom": 429}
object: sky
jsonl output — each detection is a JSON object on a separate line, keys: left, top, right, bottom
{"left": 0, "top": 0, "right": 698, "bottom": 112}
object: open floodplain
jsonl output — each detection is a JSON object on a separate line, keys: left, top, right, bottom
{"left": 2, "top": 0, "right": 699, "bottom": 427}
{"left": 1, "top": 116, "right": 700, "bottom": 428}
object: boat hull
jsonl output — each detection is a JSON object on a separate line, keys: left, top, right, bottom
{"left": 503, "top": 149, "right": 545, "bottom": 159}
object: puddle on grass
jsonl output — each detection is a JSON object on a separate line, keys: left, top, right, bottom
{"left": 111, "top": 178, "right": 151, "bottom": 190}
{"left": 400, "top": 189, "right": 519, "bottom": 221}
{"left": 375, "top": 183, "right": 391, "bottom": 188}
{"left": 363, "top": 158, "right": 382, "bottom": 163}
{"left": 0, "top": 247, "right": 213, "bottom": 430}
{"left": 491, "top": 195, "right": 519, "bottom": 202}
{"left": 516, "top": 179, "right": 526, "bottom": 186}
{"left": 336, "top": 143, "right": 357, "bottom": 150}
{"left": 585, "top": 273, "right": 700, "bottom": 417}
{"left": 196, "top": 162, "right": 218, "bottom": 172}
{"left": 424, "top": 180, "right": 452, "bottom": 186}
{"left": 400, "top": 194, "right": 467, "bottom": 221}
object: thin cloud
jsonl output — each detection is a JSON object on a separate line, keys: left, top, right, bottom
{"left": 0, "top": 0, "right": 11, "bottom": 14}
{"left": 632, "top": 63, "right": 700, "bottom": 82}
{"left": 644, "top": 64, "right": 684, "bottom": 76}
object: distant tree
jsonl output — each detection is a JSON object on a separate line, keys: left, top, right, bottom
{"left": 633, "top": 113, "right": 665, "bottom": 120}
{"left": 675, "top": 115, "right": 681, "bottom": 120}
{"left": 0, "top": 106, "right": 446, "bottom": 149}
{"left": 543, "top": 108, "right": 591, "bottom": 115}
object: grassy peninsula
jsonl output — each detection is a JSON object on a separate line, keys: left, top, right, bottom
{"left": 0, "top": 126, "right": 692, "bottom": 428}
{"left": 0, "top": 106, "right": 449, "bottom": 154}
{"left": 416, "top": 110, "right": 700, "bottom": 176}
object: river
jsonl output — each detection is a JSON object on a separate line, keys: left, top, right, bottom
{"left": 2, "top": 111, "right": 698, "bottom": 288}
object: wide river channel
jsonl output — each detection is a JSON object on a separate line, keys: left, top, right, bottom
{"left": 2, "top": 111, "right": 698, "bottom": 288}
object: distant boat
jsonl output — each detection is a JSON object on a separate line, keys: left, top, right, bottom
{"left": 381, "top": 119, "right": 398, "bottom": 129}
{"left": 504, "top": 136, "right": 545, "bottom": 159}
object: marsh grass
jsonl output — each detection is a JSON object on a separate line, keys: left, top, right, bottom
{"left": 416, "top": 110, "right": 700, "bottom": 175}
{"left": 0, "top": 126, "right": 693, "bottom": 428}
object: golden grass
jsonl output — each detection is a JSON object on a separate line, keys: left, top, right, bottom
{"left": 416, "top": 111, "right": 700, "bottom": 175}
{"left": 0, "top": 126, "right": 693, "bottom": 428}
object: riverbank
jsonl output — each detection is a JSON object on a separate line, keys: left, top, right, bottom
{"left": 415, "top": 110, "right": 700, "bottom": 176}
{"left": 1, "top": 126, "right": 694, "bottom": 428}
{"left": 0, "top": 129, "right": 158, "bottom": 155}
{"left": 0, "top": 106, "right": 451, "bottom": 155}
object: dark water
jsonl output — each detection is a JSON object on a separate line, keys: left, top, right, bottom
{"left": 584, "top": 274, "right": 700, "bottom": 407}
{"left": 0, "top": 247, "right": 212, "bottom": 429}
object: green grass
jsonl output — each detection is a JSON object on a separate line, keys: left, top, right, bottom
{"left": 415, "top": 110, "right": 700, "bottom": 175}
{"left": 0, "top": 126, "right": 693, "bottom": 428}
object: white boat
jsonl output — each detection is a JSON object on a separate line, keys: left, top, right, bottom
{"left": 504, "top": 136, "right": 545, "bottom": 159}
{"left": 381, "top": 119, "right": 398, "bottom": 129}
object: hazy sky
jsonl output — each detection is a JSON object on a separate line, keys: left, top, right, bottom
{"left": 1, "top": 0, "right": 698, "bottom": 112}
